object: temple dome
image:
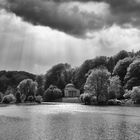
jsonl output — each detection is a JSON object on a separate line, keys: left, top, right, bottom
{"left": 65, "top": 83, "right": 75, "bottom": 88}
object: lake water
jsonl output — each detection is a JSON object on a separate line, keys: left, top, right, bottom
{"left": 0, "top": 103, "right": 140, "bottom": 140}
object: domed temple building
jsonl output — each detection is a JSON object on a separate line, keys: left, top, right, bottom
{"left": 64, "top": 83, "right": 80, "bottom": 97}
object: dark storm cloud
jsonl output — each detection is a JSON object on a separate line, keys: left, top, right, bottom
{"left": 1, "top": 0, "right": 106, "bottom": 36}
{"left": 105, "top": 0, "right": 140, "bottom": 27}
{"left": 1, "top": 0, "right": 140, "bottom": 36}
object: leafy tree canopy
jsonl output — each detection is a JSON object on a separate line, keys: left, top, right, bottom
{"left": 113, "top": 57, "right": 133, "bottom": 84}
{"left": 44, "top": 63, "right": 72, "bottom": 90}
{"left": 125, "top": 59, "right": 140, "bottom": 89}
{"left": 84, "top": 67, "right": 110, "bottom": 104}
{"left": 17, "top": 79, "right": 37, "bottom": 101}
{"left": 0, "top": 71, "right": 35, "bottom": 93}
{"left": 113, "top": 50, "right": 129, "bottom": 65}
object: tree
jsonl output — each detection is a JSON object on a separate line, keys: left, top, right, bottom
{"left": 123, "top": 90, "right": 132, "bottom": 99}
{"left": 36, "top": 75, "right": 44, "bottom": 96}
{"left": 124, "top": 59, "right": 140, "bottom": 89}
{"left": 61, "top": 68, "right": 74, "bottom": 85}
{"left": 5, "top": 86, "right": 15, "bottom": 95}
{"left": 135, "top": 50, "right": 140, "bottom": 57}
{"left": 113, "top": 50, "right": 129, "bottom": 65}
{"left": 2, "top": 94, "right": 16, "bottom": 104}
{"left": 44, "top": 63, "right": 71, "bottom": 90}
{"left": 74, "top": 56, "right": 108, "bottom": 92}
{"left": 108, "top": 76, "right": 122, "bottom": 99}
{"left": 15, "top": 91, "right": 21, "bottom": 103}
{"left": 0, "top": 92, "right": 3, "bottom": 102}
{"left": 80, "top": 93, "right": 92, "bottom": 105}
{"left": 0, "top": 74, "right": 10, "bottom": 92}
{"left": 84, "top": 67, "right": 110, "bottom": 104}
{"left": 17, "top": 79, "right": 38, "bottom": 102}
{"left": 107, "top": 57, "right": 115, "bottom": 74}
{"left": 0, "top": 70, "right": 35, "bottom": 93}
{"left": 27, "top": 96, "right": 34, "bottom": 102}
{"left": 113, "top": 57, "right": 133, "bottom": 84}
{"left": 125, "top": 77, "right": 140, "bottom": 90}
{"left": 131, "top": 86, "right": 140, "bottom": 104}
{"left": 43, "top": 85, "right": 62, "bottom": 102}
{"left": 35, "top": 95, "right": 43, "bottom": 104}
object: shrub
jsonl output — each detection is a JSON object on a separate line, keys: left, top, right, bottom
{"left": 35, "top": 95, "right": 43, "bottom": 104}
{"left": 43, "top": 88, "right": 53, "bottom": 101}
{"left": 107, "top": 99, "right": 122, "bottom": 105}
{"left": 124, "top": 99, "right": 134, "bottom": 105}
{"left": 43, "top": 85, "right": 62, "bottom": 102}
{"left": 90, "top": 96, "right": 97, "bottom": 103}
{"left": 27, "top": 96, "right": 34, "bottom": 102}
{"left": 53, "top": 88, "right": 63, "bottom": 99}
{"left": 123, "top": 90, "right": 132, "bottom": 99}
{"left": 80, "top": 93, "right": 92, "bottom": 105}
{"left": 2, "top": 94, "right": 16, "bottom": 104}
{"left": 107, "top": 99, "right": 116, "bottom": 105}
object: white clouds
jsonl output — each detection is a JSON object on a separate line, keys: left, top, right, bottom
{"left": 0, "top": 10, "right": 140, "bottom": 74}
{"left": 94, "top": 25, "right": 140, "bottom": 53}
{"left": 135, "top": 0, "right": 140, "bottom": 3}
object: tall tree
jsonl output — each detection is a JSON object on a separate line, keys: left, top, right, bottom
{"left": 108, "top": 76, "right": 122, "bottom": 99}
{"left": 44, "top": 63, "right": 71, "bottom": 90}
{"left": 113, "top": 50, "right": 129, "bottom": 65}
{"left": 107, "top": 56, "right": 115, "bottom": 74}
{"left": 124, "top": 59, "right": 140, "bottom": 89}
{"left": 84, "top": 67, "right": 110, "bottom": 104}
{"left": 17, "top": 79, "right": 37, "bottom": 101}
{"left": 74, "top": 56, "right": 108, "bottom": 92}
{"left": 113, "top": 57, "right": 133, "bottom": 84}
{"left": 36, "top": 75, "right": 44, "bottom": 96}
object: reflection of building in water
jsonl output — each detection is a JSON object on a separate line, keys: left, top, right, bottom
{"left": 64, "top": 83, "right": 80, "bottom": 97}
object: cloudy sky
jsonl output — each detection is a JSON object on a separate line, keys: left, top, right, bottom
{"left": 0, "top": 0, "right": 140, "bottom": 74}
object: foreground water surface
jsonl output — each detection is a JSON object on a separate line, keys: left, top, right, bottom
{"left": 0, "top": 103, "right": 140, "bottom": 140}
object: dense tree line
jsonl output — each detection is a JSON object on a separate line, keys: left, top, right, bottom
{"left": 43, "top": 49, "right": 140, "bottom": 104}
{"left": 44, "top": 50, "right": 137, "bottom": 92}
{"left": 1, "top": 49, "right": 140, "bottom": 104}
{"left": 0, "top": 71, "right": 36, "bottom": 93}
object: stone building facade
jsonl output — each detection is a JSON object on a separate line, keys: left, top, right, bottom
{"left": 64, "top": 83, "right": 80, "bottom": 97}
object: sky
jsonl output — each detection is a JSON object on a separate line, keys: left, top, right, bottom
{"left": 0, "top": 0, "right": 140, "bottom": 74}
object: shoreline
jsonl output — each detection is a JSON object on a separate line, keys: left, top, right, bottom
{"left": 0, "top": 102, "right": 140, "bottom": 107}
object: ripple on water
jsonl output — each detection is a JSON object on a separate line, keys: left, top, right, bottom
{"left": 0, "top": 103, "right": 139, "bottom": 140}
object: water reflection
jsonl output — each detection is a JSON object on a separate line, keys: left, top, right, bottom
{"left": 0, "top": 104, "right": 140, "bottom": 140}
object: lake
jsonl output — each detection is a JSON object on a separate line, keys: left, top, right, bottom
{"left": 0, "top": 103, "right": 140, "bottom": 140}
